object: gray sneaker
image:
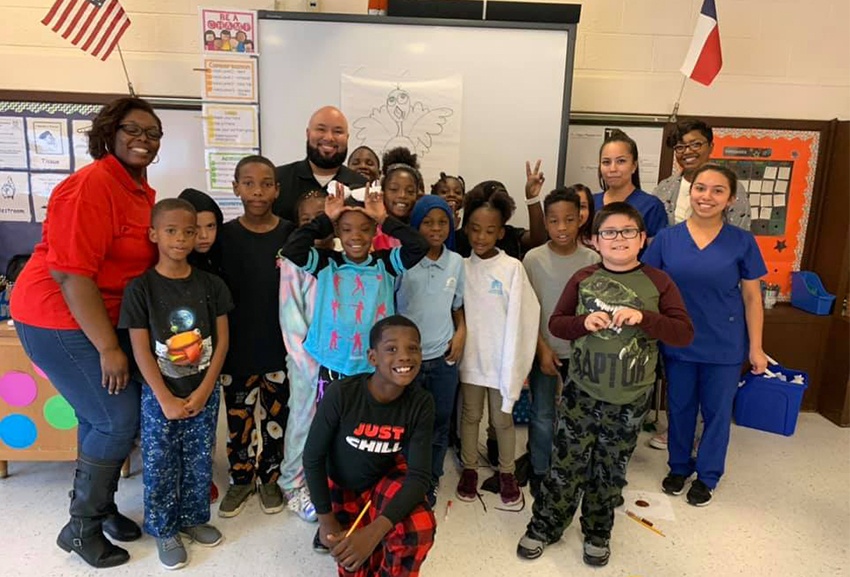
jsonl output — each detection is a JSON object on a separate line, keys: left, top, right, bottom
{"left": 582, "top": 536, "right": 610, "bottom": 567}
{"left": 218, "top": 483, "right": 255, "bottom": 518}
{"left": 156, "top": 535, "right": 188, "bottom": 570}
{"left": 180, "top": 524, "right": 223, "bottom": 547}
{"left": 258, "top": 481, "right": 285, "bottom": 514}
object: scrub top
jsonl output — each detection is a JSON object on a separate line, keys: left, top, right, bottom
{"left": 594, "top": 189, "right": 668, "bottom": 239}
{"left": 642, "top": 222, "right": 767, "bottom": 365}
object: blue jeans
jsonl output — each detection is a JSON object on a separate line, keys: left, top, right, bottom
{"left": 416, "top": 356, "right": 459, "bottom": 485}
{"left": 528, "top": 359, "right": 569, "bottom": 476}
{"left": 15, "top": 322, "right": 140, "bottom": 461}
{"left": 664, "top": 358, "right": 741, "bottom": 489}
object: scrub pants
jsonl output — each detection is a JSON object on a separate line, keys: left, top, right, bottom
{"left": 664, "top": 358, "right": 742, "bottom": 489}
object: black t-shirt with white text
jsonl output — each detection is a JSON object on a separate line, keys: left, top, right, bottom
{"left": 303, "top": 374, "right": 435, "bottom": 525}
{"left": 119, "top": 268, "right": 233, "bottom": 398}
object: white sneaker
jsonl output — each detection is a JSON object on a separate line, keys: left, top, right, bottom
{"left": 285, "top": 486, "right": 318, "bottom": 523}
{"left": 649, "top": 431, "right": 668, "bottom": 450}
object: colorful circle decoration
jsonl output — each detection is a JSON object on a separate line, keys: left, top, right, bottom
{"left": 0, "top": 371, "right": 38, "bottom": 407}
{"left": 0, "top": 414, "right": 38, "bottom": 449}
{"left": 43, "top": 395, "right": 78, "bottom": 430}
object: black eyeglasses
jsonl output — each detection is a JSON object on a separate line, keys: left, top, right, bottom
{"left": 597, "top": 228, "right": 640, "bottom": 240}
{"left": 119, "top": 123, "right": 163, "bottom": 141}
{"left": 673, "top": 141, "right": 707, "bottom": 154}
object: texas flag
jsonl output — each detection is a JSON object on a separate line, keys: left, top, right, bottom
{"left": 680, "top": 0, "right": 723, "bottom": 86}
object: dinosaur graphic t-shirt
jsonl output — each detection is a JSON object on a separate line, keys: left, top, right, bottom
{"left": 550, "top": 264, "right": 693, "bottom": 405}
{"left": 119, "top": 268, "right": 233, "bottom": 398}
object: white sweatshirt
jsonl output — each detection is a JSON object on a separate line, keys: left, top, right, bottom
{"left": 459, "top": 249, "right": 540, "bottom": 413}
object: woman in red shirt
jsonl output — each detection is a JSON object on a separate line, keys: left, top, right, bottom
{"left": 11, "top": 97, "right": 162, "bottom": 568}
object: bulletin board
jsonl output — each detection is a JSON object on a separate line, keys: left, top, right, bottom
{"left": 0, "top": 91, "right": 207, "bottom": 274}
{"left": 658, "top": 116, "right": 832, "bottom": 300}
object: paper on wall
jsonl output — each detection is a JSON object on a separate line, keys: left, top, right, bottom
{"left": 26, "top": 118, "right": 70, "bottom": 171}
{"left": 202, "top": 104, "right": 259, "bottom": 149}
{"left": 205, "top": 149, "right": 254, "bottom": 192}
{"left": 30, "top": 172, "right": 66, "bottom": 222}
{"left": 0, "top": 171, "right": 31, "bottom": 222}
{"left": 202, "top": 57, "right": 258, "bottom": 103}
{"left": 0, "top": 117, "right": 27, "bottom": 170}
{"left": 71, "top": 120, "right": 94, "bottom": 170}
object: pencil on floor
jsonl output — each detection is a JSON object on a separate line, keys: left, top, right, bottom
{"left": 625, "top": 509, "right": 666, "bottom": 537}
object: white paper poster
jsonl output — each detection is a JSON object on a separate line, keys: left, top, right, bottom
{"left": 341, "top": 74, "right": 462, "bottom": 187}
{"left": 0, "top": 171, "right": 31, "bottom": 222}
{"left": 30, "top": 172, "right": 66, "bottom": 222}
{"left": 213, "top": 196, "right": 244, "bottom": 221}
{"left": 0, "top": 117, "right": 27, "bottom": 169}
{"left": 205, "top": 150, "right": 253, "bottom": 192}
{"left": 202, "top": 104, "right": 259, "bottom": 149}
{"left": 26, "top": 118, "right": 71, "bottom": 171}
{"left": 72, "top": 119, "right": 94, "bottom": 170}
{"left": 202, "top": 57, "right": 258, "bottom": 103}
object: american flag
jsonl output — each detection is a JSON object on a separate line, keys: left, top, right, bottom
{"left": 41, "top": 0, "right": 131, "bottom": 61}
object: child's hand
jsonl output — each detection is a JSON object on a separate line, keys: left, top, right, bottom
{"left": 362, "top": 186, "right": 387, "bottom": 225}
{"left": 317, "top": 515, "right": 344, "bottom": 550}
{"left": 330, "top": 524, "right": 383, "bottom": 573}
{"left": 538, "top": 342, "right": 562, "bottom": 376}
{"left": 611, "top": 307, "right": 643, "bottom": 328}
{"left": 749, "top": 348, "right": 768, "bottom": 374}
{"left": 525, "top": 159, "right": 545, "bottom": 200}
{"left": 159, "top": 394, "right": 189, "bottom": 420}
{"left": 183, "top": 386, "right": 212, "bottom": 417}
{"left": 584, "top": 311, "right": 611, "bottom": 332}
{"left": 445, "top": 329, "right": 466, "bottom": 364}
{"left": 325, "top": 188, "right": 348, "bottom": 222}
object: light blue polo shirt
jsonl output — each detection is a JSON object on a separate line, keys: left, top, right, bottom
{"left": 396, "top": 247, "right": 465, "bottom": 361}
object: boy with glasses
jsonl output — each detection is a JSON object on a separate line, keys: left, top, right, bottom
{"left": 517, "top": 202, "right": 693, "bottom": 567}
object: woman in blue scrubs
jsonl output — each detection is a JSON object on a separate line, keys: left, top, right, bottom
{"left": 594, "top": 129, "right": 668, "bottom": 240}
{"left": 642, "top": 163, "right": 768, "bottom": 507}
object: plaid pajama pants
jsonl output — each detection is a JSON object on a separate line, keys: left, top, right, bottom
{"left": 329, "top": 457, "right": 436, "bottom": 577}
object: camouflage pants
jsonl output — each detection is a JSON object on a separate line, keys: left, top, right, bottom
{"left": 526, "top": 383, "right": 650, "bottom": 542}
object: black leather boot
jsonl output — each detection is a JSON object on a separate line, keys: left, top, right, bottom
{"left": 101, "top": 464, "right": 142, "bottom": 542}
{"left": 56, "top": 456, "right": 130, "bottom": 568}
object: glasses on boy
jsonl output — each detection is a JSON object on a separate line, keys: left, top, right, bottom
{"left": 597, "top": 228, "right": 641, "bottom": 240}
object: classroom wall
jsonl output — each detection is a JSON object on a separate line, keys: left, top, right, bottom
{"left": 1, "top": 0, "right": 848, "bottom": 120}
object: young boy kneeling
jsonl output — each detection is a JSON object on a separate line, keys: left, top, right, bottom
{"left": 304, "top": 315, "right": 436, "bottom": 577}
{"left": 517, "top": 203, "right": 694, "bottom": 566}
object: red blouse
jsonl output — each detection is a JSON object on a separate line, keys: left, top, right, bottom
{"left": 11, "top": 154, "right": 157, "bottom": 329}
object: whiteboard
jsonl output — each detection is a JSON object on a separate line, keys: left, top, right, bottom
{"left": 148, "top": 107, "right": 207, "bottom": 199}
{"left": 257, "top": 13, "right": 576, "bottom": 228}
{"left": 564, "top": 124, "right": 666, "bottom": 192}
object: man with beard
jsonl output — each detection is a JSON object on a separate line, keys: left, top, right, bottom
{"left": 273, "top": 106, "right": 368, "bottom": 222}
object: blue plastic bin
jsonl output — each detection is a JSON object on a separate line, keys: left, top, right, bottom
{"left": 791, "top": 271, "right": 835, "bottom": 315}
{"left": 734, "top": 366, "right": 808, "bottom": 436}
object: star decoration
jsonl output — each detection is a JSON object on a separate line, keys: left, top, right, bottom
{"left": 774, "top": 239, "right": 787, "bottom": 252}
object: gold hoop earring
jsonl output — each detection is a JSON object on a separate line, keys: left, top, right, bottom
{"left": 151, "top": 154, "right": 160, "bottom": 165}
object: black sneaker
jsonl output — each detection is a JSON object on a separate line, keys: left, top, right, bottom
{"left": 686, "top": 479, "right": 713, "bottom": 507}
{"left": 662, "top": 473, "right": 688, "bottom": 496}
{"left": 582, "top": 536, "right": 610, "bottom": 567}
{"left": 427, "top": 484, "right": 438, "bottom": 509}
{"left": 312, "top": 528, "right": 330, "bottom": 554}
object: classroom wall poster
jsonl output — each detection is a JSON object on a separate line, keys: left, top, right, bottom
{"left": 30, "top": 173, "right": 66, "bottom": 223}
{"left": 0, "top": 171, "right": 32, "bottom": 222}
{"left": 202, "top": 104, "right": 259, "bottom": 149}
{"left": 341, "top": 74, "right": 463, "bottom": 187}
{"left": 205, "top": 149, "right": 256, "bottom": 192}
{"left": 71, "top": 119, "right": 94, "bottom": 170}
{"left": 710, "top": 128, "right": 820, "bottom": 299}
{"left": 202, "top": 57, "right": 258, "bottom": 103}
{"left": 0, "top": 117, "right": 27, "bottom": 169}
{"left": 26, "top": 118, "right": 70, "bottom": 171}
{"left": 200, "top": 8, "right": 257, "bottom": 54}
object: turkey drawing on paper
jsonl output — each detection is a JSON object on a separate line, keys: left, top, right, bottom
{"left": 341, "top": 74, "right": 462, "bottom": 187}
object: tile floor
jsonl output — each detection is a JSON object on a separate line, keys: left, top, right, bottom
{"left": 0, "top": 413, "right": 848, "bottom": 577}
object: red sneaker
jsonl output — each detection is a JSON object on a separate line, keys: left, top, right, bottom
{"left": 500, "top": 473, "right": 521, "bottom": 506}
{"left": 456, "top": 469, "right": 478, "bottom": 502}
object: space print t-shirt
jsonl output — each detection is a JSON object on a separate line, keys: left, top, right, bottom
{"left": 119, "top": 268, "right": 233, "bottom": 398}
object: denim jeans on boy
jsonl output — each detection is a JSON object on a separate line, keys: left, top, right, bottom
{"left": 415, "top": 355, "right": 459, "bottom": 485}
{"left": 14, "top": 322, "right": 140, "bottom": 461}
{"left": 528, "top": 359, "right": 569, "bottom": 476}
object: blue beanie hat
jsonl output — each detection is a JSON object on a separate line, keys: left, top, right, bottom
{"left": 409, "top": 195, "right": 455, "bottom": 251}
